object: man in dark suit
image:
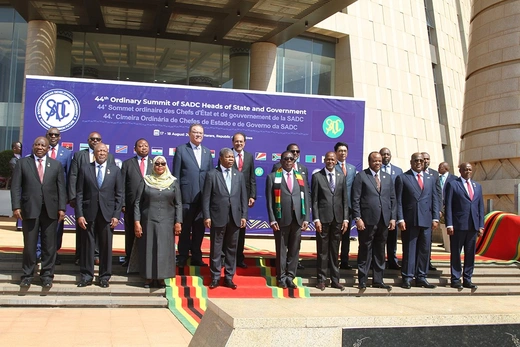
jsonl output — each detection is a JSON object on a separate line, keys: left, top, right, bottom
{"left": 311, "top": 152, "right": 349, "bottom": 291}
{"left": 422, "top": 151, "right": 442, "bottom": 271}
{"left": 445, "top": 162, "right": 484, "bottom": 290}
{"left": 203, "top": 148, "right": 248, "bottom": 289}
{"left": 9, "top": 141, "right": 22, "bottom": 172}
{"left": 266, "top": 150, "right": 310, "bottom": 289}
{"left": 68, "top": 132, "right": 115, "bottom": 264}
{"left": 76, "top": 143, "right": 122, "bottom": 288}
{"left": 335, "top": 142, "right": 357, "bottom": 270}
{"left": 11, "top": 136, "right": 66, "bottom": 288}
{"left": 45, "top": 127, "right": 72, "bottom": 264}
{"left": 395, "top": 152, "right": 440, "bottom": 289}
{"left": 231, "top": 132, "right": 256, "bottom": 268}
{"left": 271, "top": 143, "right": 309, "bottom": 185}
{"left": 121, "top": 138, "right": 152, "bottom": 266}
{"left": 380, "top": 147, "right": 403, "bottom": 270}
{"left": 351, "top": 151, "right": 396, "bottom": 289}
{"left": 438, "top": 162, "right": 457, "bottom": 201}
{"left": 172, "top": 123, "right": 214, "bottom": 266}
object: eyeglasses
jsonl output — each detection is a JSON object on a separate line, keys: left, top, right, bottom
{"left": 282, "top": 157, "right": 295, "bottom": 161}
{"left": 47, "top": 133, "right": 60, "bottom": 137}
{"left": 155, "top": 162, "right": 166, "bottom": 166}
{"left": 89, "top": 137, "right": 102, "bottom": 142}
{"left": 290, "top": 150, "right": 300, "bottom": 154}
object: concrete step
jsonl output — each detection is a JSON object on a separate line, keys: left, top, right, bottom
{"left": 0, "top": 295, "right": 167, "bottom": 307}
{"left": 0, "top": 273, "right": 145, "bottom": 284}
{"left": 0, "top": 283, "right": 167, "bottom": 296}
{"left": 300, "top": 276, "right": 520, "bottom": 287}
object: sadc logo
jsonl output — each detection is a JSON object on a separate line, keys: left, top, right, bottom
{"left": 322, "top": 115, "right": 344, "bottom": 139}
{"left": 35, "top": 89, "right": 80, "bottom": 132}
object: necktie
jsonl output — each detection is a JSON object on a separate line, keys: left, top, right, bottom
{"left": 329, "top": 172, "right": 335, "bottom": 192}
{"left": 417, "top": 173, "right": 424, "bottom": 190}
{"left": 342, "top": 162, "right": 347, "bottom": 176}
{"left": 37, "top": 159, "right": 44, "bottom": 183}
{"left": 51, "top": 147, "right": 56, "bottom": 159}
{"left": 440, "top": 175, "right": 445, "bottom": 189}
{"left": 238, "top": 153, "right": 243, "bottom": 172}
{"left": 194, "top": 146, "right": 201, "bottom": 168}
{"left": 225, "top": 169, "right": 232, "bottom": 193}
{"left": 286, "top": 172, "right": 292, "bottom": 193}
{"left": 140, "top": 157, "right": 145, "bottom": 176}
{"left": 467, "top": 180, "right": 474, "bottom": 200}
{"left": 97, "top": 165, "right": 103, "bottom": 188}
{"left": 375, "top": 173, "right": 380, "bottom": 192}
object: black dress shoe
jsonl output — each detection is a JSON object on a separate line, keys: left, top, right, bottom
{"left": 415, "top": 279, "right": 436, "bottom": 289}
{"left": 451, "top": 282, "right": 463, "bottom": 289}
{"left": 429, "top": 264, "right": 437, "bottom": 271}
{"left": 297, "top": 262, "right": 305, "bottom": 270}
{"left": 316, "top": 282, "right": 326, "bottom": 291}
{"left": 99, "top": 279, "right": 110, "bottom": 288}
{"left": 209, "top": 279, "right": 220, "bottom": 289}
{"left": 224, "top": 280, "right": 238, "bottom": 289}
{"left": 41, "top": 278, "right": 53, "bottom": 288}
{"left": 331, "top": 282, "right": 345, "bottom": 291}
{"left": 20, "top": 278, "right": 32, "bottom": 287}
{"left": 463, "top": 281, "right": 478, "bottom": 289}
{"left": 372, "top": 282, "right": 392, "bottom": 289}
{"left": 77, "top": 280, "right": 92, "bottom": 287}
{"left": 176, "top": 259, "right": 186, "bottom": 267}
{"left": 358, "top": 282, "right": 367, "bottom": 289}
{"left": 237, "top": 262, "right": 248, "bottom": 269}
{"left": 387, "top": 263, "right": 401, "bottom": 270}
{"left": 401, "top": 280, "right": 411, "bottom": 289}
{"left": 278, "top": 282, "right": 287, "bottom": 289}
{"left": 286, "top": 280, "right": 297, "bottom": 289}
{"left": 340, "top": 263, "right": 353, "bottom": 270}
{"left": 190, "top": 260, "right": 208, "bottom": 267}
{"left": 144, "top": 280, "right": 152, "bottom": 289}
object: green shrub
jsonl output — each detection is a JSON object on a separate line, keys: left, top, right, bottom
{"left": 0, "top": 150, "right": 14, "bottom": 178}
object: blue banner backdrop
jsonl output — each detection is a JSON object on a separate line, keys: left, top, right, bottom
{"left": 23, "top": 76, "right": 365, "bottom": 236}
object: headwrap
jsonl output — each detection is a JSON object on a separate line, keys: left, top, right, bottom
{"left": 143, "top": 156, "right": 176, "bottom": 190}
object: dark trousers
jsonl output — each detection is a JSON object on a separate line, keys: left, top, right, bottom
{"left": 75, "top": 222, "right": 99, "bottom": 259}
{"left": 339, "top": 226, "right": 351, "bottom": 264}
{"left": 80, "top": 210, "right": 113, "bottom": 282}
{"left": 386, "top": 226, "right": 400, "bottom": 266}
{"left": 178, "top": 202, "right": 205, "bottom": 262}
{"left": 236, "top": 226, "right": 247, "bottom": 264}
{"left": 316, "top": 221, "right": 341, "bottom": 284}
{"left": 124, "top": 209, "right": 135, "bottom": 262}
{"left": 450, "top": 229, "right": 478, "bottom": 283}
{"left": 210, "top": 216, "right": 239, "bottom": 281}
{"left": 401, "top": 225, "right": 431, "bottom": 280}
{"left": 357, "top": 217, "right": 388, "bottom": 284}
{"left": 22, "top": 208, "right": 57, "bottom": 280}
{"left": 274, "top": 215, "right": 302, "bottom": 285}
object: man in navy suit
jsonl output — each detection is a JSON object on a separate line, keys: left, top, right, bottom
{"left": 172, "top": 123, "right": 214, "bottom": 266}
{"left": 121, "top": 138, "right": 153, "bottom": 266}
{"left": 422, "top": 151, "right": 442, "bottom": 271}
{"left": 335, "top": 142, "right": 357, "bottom": 270}
{"left": 395, "top": 152, "right": 440, "bottom": 289}
{"left": 445, "top": 162, "right": 484, "bottom": 289}
{"left": 11, "top": 137, "right": 66, "bottom": 288}
{"left": 76, "top": 143, "right": 122, "bottom": 288}
{"left": 203, "top": 148, "right": 248, "bottom": 289}
{"left": 380, "top": 147, "right": 403, "bottom": 270}
{"left": 438, "top": 162, "right": 457, "bottom": 201}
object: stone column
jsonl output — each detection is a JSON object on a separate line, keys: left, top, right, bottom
{"left": 20, "top": 20, "right": 57, "bottom": 142}
{"left": 229, "top": 47, "right": 250, "bottom": 90}
{"left": 249, "top": 42, "right": 277, "bottom": 91}
{"left": 461, "top": 0, "right": 520, "bottom": 213}
{"left": 55, "top": 30, "right": 73, "bottom": 77}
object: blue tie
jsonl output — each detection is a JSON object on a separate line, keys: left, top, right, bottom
{"left": 97, "top": 165, "right": 103, "bottom": 188}
{"left": 225, "top": 169, "right": 231, "bottom": 193}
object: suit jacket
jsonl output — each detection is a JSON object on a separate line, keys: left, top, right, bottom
{"left": 202, "top": 167, "right": 248, "bottom": 228}
{"left": 395, "top": 169, "right": 440, "bottom": 228}
{"left": 425, "top": 168, "right": 442, "bottom": 203}
{"left": 351, "top": 168, "right": 396, "bottom": 226}
{"left": 233, "top": 150, "right": 256, "bottom": 200}
{"left": 266, "top": 170, "right": 310, "bottom": 227}
{"left": 9, "top": 156, "right": 18, "bottom": 172}
{"left": 444, "top": 178, "right": 485, "bottom": 231}
{"left": 68, "top": 149, "right": 115, "bottom": 201}
{"left": 121, "top": 156, "right": 153, "bottom": 209}
{"left": 311, "top": 168, "right": 349, "bottom": 224}
{"left": 48, "top": 145, "right": 73, "bottom": 180}
{"left": 272, "top": 162, "right": 309, "bottom": 187}
{"left": 381, "top": 163, "right": 403, "bottom": 182}
{"left": 336, "top": 161, "right": 357, "bottom": 209}
{"left": 11, "top": 155, "right": 66, "bottom": 219}
{"left": 172, "top": 142, "right": 213, "bottom": 204}
{"left": 440, "top": 173, "right": 457, "bottom": 201}
{"left": 75, "top": 162, "right": 123, "bottom": 222}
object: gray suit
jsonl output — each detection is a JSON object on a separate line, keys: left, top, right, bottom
{"left": 11, "top": 155, "right": 66, "bottom": 281}
{"left": 381, "top": 163, "right": 403, "bottom": 268}
{"left": 266, "top": 169, "right": 310, "bottom": 285}
{"left": 337, "top": 161, "right": 357, "bottom": 265}
{"left": 202, "top": 167, "right": 248, "bottom": 280}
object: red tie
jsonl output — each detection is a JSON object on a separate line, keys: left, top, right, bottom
{"left": 286, "top": 172, "right": 292, "bottom": 193}
{"left": 140, "top": 157, "right": 145, "bottom": 176}
{"left": 417, "top": 173, "right": 424, "bottom": 190}
{"left": 238, "top": 153, "right": 243, "bottom": 172}
{"left": 51, "top": 147, "right": 56, "bottom": 159}
{"left": 37, "top": 159, "right": 44, "bottom": 183}
{"left": 342, "top": 162, "right": 347, "bottom": 176}
{"left": 467, "top": 180, "right": 474, "bottom": 200}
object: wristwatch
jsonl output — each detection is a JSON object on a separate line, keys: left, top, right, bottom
{"left": 354, "top": 217, "right": 361, "bottom": 221}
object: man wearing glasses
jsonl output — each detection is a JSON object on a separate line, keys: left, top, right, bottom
{"left": 68, "top": 132, "right": 115, "bottom": 265}
{"left": 271, "top": 143, "right": 309, "bottom": 186}
{"left": 266, "top": 151, "right": 310, "bottom": 289}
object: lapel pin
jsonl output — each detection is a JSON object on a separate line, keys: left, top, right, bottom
{"left": 47, "top": 162, "right": 51, "bottom": 168}
{"left": 107, "top": 169, "right": 111, "bottom": 175}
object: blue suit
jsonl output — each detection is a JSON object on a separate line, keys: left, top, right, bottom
{"left": 336, "top": 161, "right": 357, "bottom": 265}
{"left": 395, "top": 169, "right": 440, "bottom": 281}
{"left": 444, "top": 178, "right": 484, "bottom": 283}
{"left": 381, "top": 163, "right": 403, "bottom": 267}
{"left": 172, "top": 142, "right": 214, "bottom": 264}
